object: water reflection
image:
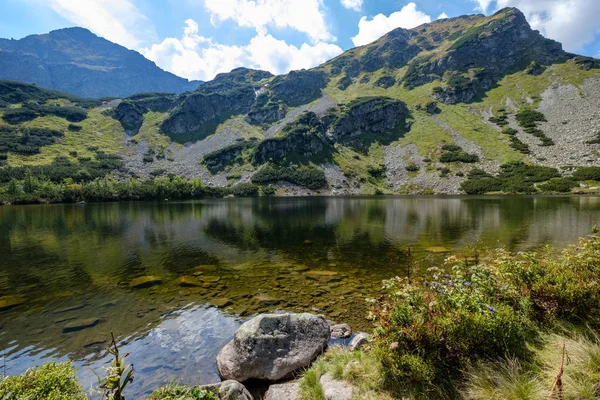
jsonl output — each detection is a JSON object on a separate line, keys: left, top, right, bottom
{"left": 0, "top": 196, "right": 599, "bottom": 398}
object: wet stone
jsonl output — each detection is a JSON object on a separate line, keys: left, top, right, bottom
{"left": 213, "top": 298, "right": 233, "bottom": 308}
{"left": 331, "top": 323, "right": 352, "bottom": 339}
{"left": 84, "top": 337, "right": 107, "bottom": 348}
{"left": 129, "top": 276, "right": 162, "bottom": 289}
{"left": 53, "top": 303, "right": 86, "bottom": 314}
{"left": 0, "top": 296, "right": 27, "bottom": 311}
{"left": 178, "top": 276, "right": 202, "bottom": 287}
{"left": 199, "top": 276, "right": 221, "bottom": 283}
{"left": 63, "top": 318, "right": 101, "bottom": 333}
{"left": 191, "top": 265, "right": 218, "bottom": 274}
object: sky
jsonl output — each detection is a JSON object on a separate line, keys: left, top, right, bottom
{"left": 1, "top": 0, "right": 599, "bottom": 82}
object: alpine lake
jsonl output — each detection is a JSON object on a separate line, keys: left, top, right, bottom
{"left": 1, "top": 196, "right": 599, "bottom": 397}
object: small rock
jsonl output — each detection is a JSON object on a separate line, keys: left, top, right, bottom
{"left": 0, "top": 296, "right": 27, "bottom": 311}
{"left": 178, "top": 276, "right": 202, "bottom": 287}
{"left": 349, "top": 332, "right": 370, "bottom": 351}
{"left": 129, "top": 276, "right": 162, "bottom": 289}
{"left": 320, "top": 373, "right": 354, "bottom": 400}
{"left": 331, "top": 323, "right": 352, "bottom": 339}
{"left": 265, "top": 381, "right": 300, "bottom": 400}
{"left": 63, "top": 318, "right": 101, "bottom": 333}
{"left": 213, "top": 298, "right": 233, "bottom": 308}
{"left": 84, "top": 337, "right": 108, "bottom": 348}
{"left": 200, "top": 380, "right": 253, "bottom": 400}
{"left": 254, "top": 294, "right": 281, "bottom": 306}
{"left": 53, "top": 303, "right": 86, "bottom": 314}
{"left": 199, "top": 275, "right": 221, "bottom": 283}
{"left": 191, "top": 264, "right": 218, "bottom": 274}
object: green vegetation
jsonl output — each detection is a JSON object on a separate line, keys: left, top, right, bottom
{"left": 148, "top": 385, "right": 219, "bottom": 400}
{"left": 440, "top": 144, "right": 479, "bottom": 163}
{"left": 0, "top": 174, "right": 261, "bottom": 205}
{"left": 461, "top": 162, "right": 560, "bottom": 194}
{"left": 251, "top": 164, "right": 327, "bottom": 190}
{"left": 300, "top": 234, "right": 600, "bottom": 399}
{"left": 515, "top": 109, "right": 554, "bottom": 146}
{"left": 0, "top": 362, "right": 86, "bottom": 400}
{"left": 0, "top": 126, "right": 63, "bottom": 156}
{"left": 2, "top": 103, "right": 87, "bottom": 125}
{"left": 573, "top": 166, "right": 600, "bottom": 181}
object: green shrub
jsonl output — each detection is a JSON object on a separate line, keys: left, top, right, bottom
{"left": 405, "top": 165, "right": 419, "bottom": 172}
{"left": 370, "top": 263, "right": 535, "bottom": 391}
{"left": 538, "top": 178, "right": 578, "bottom": 193}
{"left": 0, "top": 362, "right": 86, "bottom": 400}
{"left": 573, "top": 166, "right": 600, "bottom": 181}
{"left": 440, "top": 144, "right": 479, "bottom": 163}
{"left": 367, "top": 165, "right": 386, "bottom": 177}
{"left": 231, "top": 182, "right": 259, "bottom": 197}
{"left": 68, "top": 124, "right": 82, "bottom": 132}
{"left": 148, "top": 384, "right": 219, "bottom": 400}
{"left": 251, "top": 165, "right": 327, "bottom": 190}
{"left": 496, "top": 236, "right": 600, "bottom": 322}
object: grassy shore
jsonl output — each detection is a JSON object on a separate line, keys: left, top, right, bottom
{"left": 1, "top": 234, "right": 599, "bottom": 399}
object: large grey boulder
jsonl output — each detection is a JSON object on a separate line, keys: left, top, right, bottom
{"left": 200, "top": 380, "right": 253, "bottom": 400}
{"left": 217, "top": 313, "right": 330, "bottom": 382}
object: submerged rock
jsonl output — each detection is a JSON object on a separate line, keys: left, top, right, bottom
{"left": 178, "top": 275, "right": 202, "bottom": 287}
{"left": 0, "top": 295, "right": 27, "bottom": 311}
{"left": 129, "top": 276, "right": 162, "bottom": 289}
{"left": 217, "top": 313, "right": 330, "bottom": 381}
{"left": 63, "top": 318, "right": 101, "bottom": 333}
{"left": 213, "top": 298, "right": 233, "bottom": 308}
{"left": 201, "top": 380, "right": 253, "bottom": 400}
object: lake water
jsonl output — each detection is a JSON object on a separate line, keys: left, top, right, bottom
{"left": 1, "top": 196, "right": 599, "bottom": 397}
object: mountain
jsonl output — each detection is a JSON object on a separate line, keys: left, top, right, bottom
{"left": 1, "top": 8, "right": 600, "bottom": 198}
{"left": 0, "top": 27, "right": 201, "bottom": 98}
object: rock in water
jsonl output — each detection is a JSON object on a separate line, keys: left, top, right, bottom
{"left": 217, "top": 313, "right": 330, "bottom": 381}
{"left": 349, "top": 332, "right": 370, "bottom": 351}
{"left": 129, "top": 276, "right": 162, "bottom": 289}
{"left": 63, "top": 318, "right": 100, "bottom": 333}
{"left": 0, "top": 296, "right": 27, "bottom": 311}
{"left": 330, "top": 323, "right": 352, "bottom": 339}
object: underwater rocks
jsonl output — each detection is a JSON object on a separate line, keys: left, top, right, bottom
{"left": 216, "top": 313, "right": 330, "bottom": 381}
{"left": 62, "top": 318, "right": 101, "bottom": 333}
{"left": 129, "top": 276, "right": 163, "bottom": 289}
{"left": 0, "top": 295, "right": 27, "bottom": 311}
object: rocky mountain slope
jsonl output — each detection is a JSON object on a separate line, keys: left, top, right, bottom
{"left": 0, "top": 27, "right": 201, "bottom": 98}
{"left": 1, "top": 8, "right": 599, "bottom": 196}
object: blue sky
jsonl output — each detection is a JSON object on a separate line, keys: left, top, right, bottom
{"left": 1, "top": 0, "right": 599, "bottom": 81}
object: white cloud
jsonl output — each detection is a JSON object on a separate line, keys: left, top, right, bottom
{"left": 35, "top": 0, "right": 155, "bottom": 48}
{"left": 204, "top": 0, "right": 334, "bottom": 43}
{"left": 140, "top": 19, "right": 342, "bottom": 81}
{"left": 472, "top": 0, "right": 495, "bottom": 12}
{"left": 437, "top": 12, "right": 449, "bottom": 19}
{"left": 352, "top": 2, "right": 432, "bottom": 47}
{"left": 341, "top": 0, "right": 363, "bottom": 11}
{"left": 471, "top": 0, "right": 600, "bottom": 53}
